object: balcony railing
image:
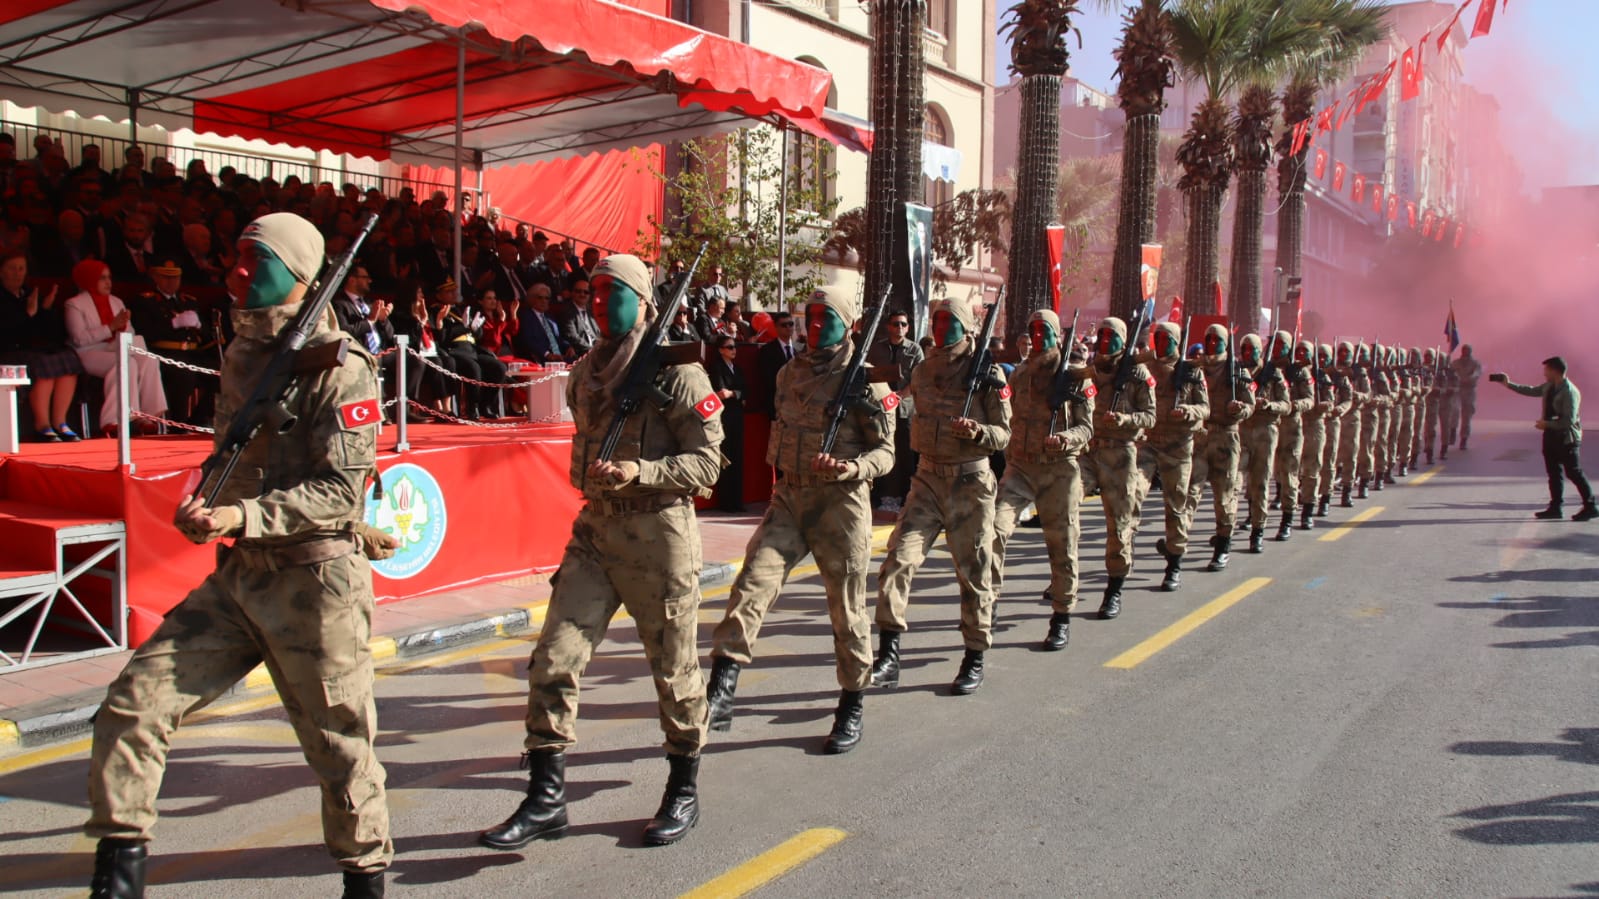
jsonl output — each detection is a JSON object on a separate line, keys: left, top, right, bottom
{"left": 783, "top": 0, "right": 839, "bottom": 20}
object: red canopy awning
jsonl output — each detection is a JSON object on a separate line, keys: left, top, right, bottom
{"left": 0, "top": 0, "right": 836, "bottom": 165}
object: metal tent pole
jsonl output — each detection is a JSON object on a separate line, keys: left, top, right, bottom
{"left": 777, "top": 125, "right": 789, "bottom": 310}
{"left": 453, "top": 32, "right": 466, "bottom": 289}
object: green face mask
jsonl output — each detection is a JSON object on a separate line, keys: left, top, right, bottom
{"left": 245, "top": 245, "right": 297, "bottom": 308}
{"left": 807, "top": 305, "right": 847, "bottom": 349}
{"left": 603, "top": 282, "right": 642, "bottom": 338}
{"left": 934, "top": 315, "right": 965, "bottom": 347}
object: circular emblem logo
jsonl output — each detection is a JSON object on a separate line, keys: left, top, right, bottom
{"left": 365, "top": 462, "right": 448, "bottom": 580}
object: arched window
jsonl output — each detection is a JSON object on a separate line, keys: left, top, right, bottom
{"left": 926, "top": 0, "right": 951, "bottom": 38}
{"left": 922, "top": 103, "right": 953, "bottom": 209}
{"left": 791, "top": 56, "right": 837, "bottom": 209}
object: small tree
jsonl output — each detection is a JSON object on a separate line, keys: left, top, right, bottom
{"left": 827, "top": 188, "right": 1010, "bottom": 296}
{"left": 638, "top": 126, "right": 838, "bottom": 309}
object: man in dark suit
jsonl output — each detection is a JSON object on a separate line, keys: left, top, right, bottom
{"left": 559, "top": 277, "right": 599, "bottom": 357}
{"left": 474, "top": 238, "right": 527, "bottom": 307}
{"left": 512, "top": 283, "right": 568, "bottom": 362}
{"left": 755, "top": 312, "right": 797, "bottom": 417}
{"left": 104, "top": 212, "right": 155, "bottom": 283}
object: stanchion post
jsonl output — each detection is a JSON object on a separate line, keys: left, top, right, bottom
{"left": 395, "top": 335, "right": 410, "bottom": 453}
{"left": 117, "top": 331, "right": 134, "bottom": 472}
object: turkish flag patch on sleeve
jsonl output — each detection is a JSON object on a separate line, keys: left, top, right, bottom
{"left": 1145, "top": 374, "right": 1158, "bottom": 388}
{"left": 339, "top": 398, "right": 381, "bottom": 429}
{"left": 1247, "top": 381, "right": 1259, "bottom": 394}
{"left": 1084, "top": 383, "right": 1098, "bottom": 399}
{"left": 695, "top": 393, "right": 724, "bottom": 420}
{"left": 881, "top": 392, "right": 901, "bottom": 412}
{"left": 998, "top": 384, "right": 1013, "bottom": 401}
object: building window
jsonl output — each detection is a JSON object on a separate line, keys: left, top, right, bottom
{"left": 923, "top": 103, "right": 953, "bottom": 209}
{"left": 791, "top": 58, "right": 837, "bottom": 209}
{"left": 926, "top": 0, "right": 951, "bottom": 38}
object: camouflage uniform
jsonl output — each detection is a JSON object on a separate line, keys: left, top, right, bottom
{"left": 1296, "top": 342, "right": 1341, "bottom": 519}
{"left": 525, "top": 342, "right": 724, "bottom": 758}
{"left": 876, "top": 299, "right": 1011, "bottom": 652}
{"left": 1238, "top": 334, "right": 1291, "bottom": 545}
{"left": 1332, "top": 342, "right": 1367, "bottom": 504}
{"left": 991, "top": 315, "right": 1095, "bottom": 613}
{"left": 1271, "top": 331, "right": 1315, "bottom": 537}
{"left": 1438, "top": 364, "right": 1461, "bottom": 459}
{"left": 1420, "top": 349, "right": 1442, "bottom": 463}
{"left": 1083, "top": 317, "right": 1157, "bottom": 581}
{"left": 1365, "top": 350, "right": 1395, "bottom": 489}
{"left": 1186, "top": 324, "right": 1255, "bottom": 566}
{"left": 1452, "top": 349, "right": 1483, "bottom": 449}
{"left": 711, "top": 339, "right": 895, "bottom": 691}
{"left": 1136, "top": 321, "right": 1208, "bottom": 578}
{"left": 1394, "top": 354, "right": 1418, "bottom": 474}
{"left": 87, "top": 301, "right": 393, "bottom": 874}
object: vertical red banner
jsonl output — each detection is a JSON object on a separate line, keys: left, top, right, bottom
{"left": 1372, "top": 183, "right": 1384, "bottom": 213}
{"left": 1045, "top": 224, "right": 1067, "bottom": 315}
{"left": 1333, "top": 161, "right": 1347, "bottom": 191}
{"left": 1352, "top": 173, "right": 1367, "bottom": 203}
{"left": 1314, "top": 149, "right": 1329, "bottom": 179}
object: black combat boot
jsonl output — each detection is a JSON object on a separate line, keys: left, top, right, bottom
{"left": 1156, "top": 539, "right": 1181, "bottom": 592}
{"left": 951, "top": 650, "right": 985, "bottom": 695}
{"left": 1534, "top": 504, "right": 1563, "bottom": 520}
{"left": 342, "top": 871, "right": 385, "bottom": 899}
{"left": 705, "top": 657, "right": 740, "bottom": 732}
{"left": 89, "top": 838, "right": 146, "bottom": 899}
{"left": 1248, "top": 527, "right": 1265, "bottom": 553}
{"left": 1275, "top": 508, "right": 1293, "bottom": 542}
{"left": 1099, "top": 578, "right": 1124, "bottom": 619}
{"left": 868, "top": 631, "right": 901, "bottom": 689}
{"left": 643, "top": 754, "right": 700, "bottom": 845}
{"left": 1425, "top": 448, "right": 1434, "bottom": 465}
{"left": 1206, "top": 535, "right": 1230, "bottom": 572}
{"left": 1357, "top": 479, "right": 1369, "bottom": 498}
{"left": 1299, "top": 503, "right": 1314, "bottom": 531}
{"left": 1384, "top": 469, "right": 1396, "bottom": 485}
{"left": 1574, "top": 502, "right": 1599, "bottom": 522}
{"left": 1372, "top": 473, "right": 1384, "bottom": 491}
{"left": 1440, "top": 446, "right": 1449, "bottom": 460}
{"left": 823, "top": 689, "right": 864, "bottom": 754}
{"left": 1341, "top": 484, "right": 1354, "bottom": 507}
{"left": 1317, "top": 495, "right": 1330, "bottom": 518}
{"left": 1042, "top": 613, "right": 1071, "bottom": 651}
{"left": 479, "top": 751, "right": 569, "bottom": 849}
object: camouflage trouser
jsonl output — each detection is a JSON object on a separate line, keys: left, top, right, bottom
{"left": 1336, "top": 413, "right": 1362, "bottom": 491}
{"left": 1358, "top": 409, "right": 1381, "bottom": 482}
{"left": 1441, "top": 398, "right": 1461, "bottom": 448}
{"left": 876, "top": 464, "right": 998, "bottom": 651}
{"left": 87, "top": 546, "right": 392, "bottom": 873}
{"left": 1274, "top": 418, "right": 1305, "bottom": 514}
{"left": 712, "top": 478, "right": 873, "bottom": 691}
{"left": 1373, "top": 408, "right": 1392, "bottom": 476}
{"left": 1319, "top": 414, "right": 1342, "bottom": 498}
{"left": 1239, "top": 421, "right": 1279, "bottom": 528}
{"left": 527, "top": 502, "right": 707, "bottom": 756}
{"left": 991, "top": 455, "right": 1082, "bottom": 613}
{"left": 1423, "top": 397, "right": 1440, "bottom": 457}
{"left": 1135, "top": 434, "right": 1196, "bottom": 557}
{"left": 1459, "top": 389, "right": 1477, "bottom": 446}
{"left": 1298, "top": 417, "right": 1327, "bottom": 505}
{"left": 1397, "top": 402, "right": 1417, "bottom": 465}
{"left": 1188, "top": 426, "right": 1241, "bottom": 539}
{"left": 1084, "top": 439, "right": 1147, "bottom": 578}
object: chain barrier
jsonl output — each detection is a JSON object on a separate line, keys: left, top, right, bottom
{"left": 130, "top": 344, "right": 221, "bottom": 377}
{"left": 406, "top": 399, "right": 566, "bottom": 428}
{"left": 407, "top": 347, "right": 567, "bottom": 390}
{"left": 131, "top": 410, "right": 215, "bottom": 434}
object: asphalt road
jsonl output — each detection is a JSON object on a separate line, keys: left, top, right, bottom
{"left": 3, "top": 419, "right": 1597, "bottom": 898}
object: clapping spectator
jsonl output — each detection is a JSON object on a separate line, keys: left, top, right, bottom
{"left": 512, "top": 283, "right": 569, "bottom": 362}
{"left": 0, "top": 251, "right": 84, "bottom": 440}
{"left": 62, "top": 259, "right": 167, "bottom": 436}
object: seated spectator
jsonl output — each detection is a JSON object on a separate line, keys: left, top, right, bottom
{"left": 511, "top": 283, "right": 569, "bottom": 363}
{"left": 724, "top": 301, "right": 755, "bottom": 341}
{"left": 559, "top": 277, "right": 599, "bottom": 358}
{"left": 105, "top": 211, "right": 155, "bottom": 282}
{"left": 696, "top": 296, "right": 726, "bottom": 344}
{"left": 388, "top": 279, "right": 452, "bottom": 418}
{"left": 0, "top": 251, "right": 84, "bottom": 440}
{"left": 32, "top": 208, "right": 94, "bottom": 278}
{"left": 433, "top": 278, "right": 508, "bottom": 419}
{"left": 62, "top": 259, "right": 167, "bottom": 437}
{"left": 472, "top": 288, "right": 518, "bottom": 358}
{"left": 667, "top": 306, "right": 699, "bottom": 344}
{"left": 133, "top": 260, "right": 219, "bottom": 424}
{"left": 177, "top": 223, "right": 224, "bottom": 287}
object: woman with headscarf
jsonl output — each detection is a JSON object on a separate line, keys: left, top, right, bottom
{"left": 63, "top": 259, "right": 167, "bottom": 436}
{"left": 0, "top": 251, "right": 85, "bottom": 440}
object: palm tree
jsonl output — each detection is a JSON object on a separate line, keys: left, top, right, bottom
{"left": 1104, "top": 0, "right": 1175, "bottom": 320}
{"left": 865, "top": 0, "right": 927, "bottom": 324}
{"left": 1270, "top": 0, "right": 1387, "bottom": 309}
{"left": 1000, "top": 0, "right": 1082, "bottom": 339}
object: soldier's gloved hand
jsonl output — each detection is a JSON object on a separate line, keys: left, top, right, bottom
{"left": 949, "top": 417, "right": 980, "bottom": 440}
{"left": 1227, "top": 400, "right": 1249, "bottom": 417}
{"left": 1099, "top": 411, "right": 1124, "bottom": 428}
{"left": 174, "top": 495, "right": 244, "bottom": 544}
{"left": 359, "top": 522, "right": 400, "bottom": 560}
{"left": 1167, "top": 407, "right": 1187, "bottom": 421}
{"left": 588, "top": 459, "right": 640, "bottom": 489}
{"left": 812, "top": 452, "right": 858, "bottom": 481}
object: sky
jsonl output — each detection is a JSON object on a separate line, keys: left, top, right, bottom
{"left": 994, "top": 0, "right": 1599, "bottom": 188}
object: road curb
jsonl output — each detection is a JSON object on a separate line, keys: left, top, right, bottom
{"left": 0, "top": 561, "right": 742, "bottom": 753}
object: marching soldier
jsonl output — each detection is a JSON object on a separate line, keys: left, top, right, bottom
{"left": 1082, "top": 316, "right": 1156, "bottom": 617}
{"left": 132, "top": 260, "right": 221, "bottom": 424}
{"left": 481, "top": 254, "right": 723, "bottom": 851}
{"left": 85, "top": 214, "right": 394, "bottom": 899}
{"left": 1421, "top": 348, "right": 1443, "bottom": 465}
{"left": 704, "top": 285, "right": 896, "bottom": 753}
{"left": 1394, "top": 348, "right": 1419, "bottom": 476}
{"left": 990, "top": 309, "right": 1094, "bottom": 650}
{"left": 1438, "top": 362, "right": 1461, "bottom": 461}
{"left": 1366, "top": 344, "right": 1395, "bottom": 493}
{"left": 1271, "top": 333, "right": 1315, "bottom": 541}
{"left": 1334, "top": 341, "right": 1369, "bottom": 508}
{"left": 1137, "top": 321, "right": 1208, "bottom": 591}
{"left": 1295, "top": 341, "right": 1340, "bottom": 528}
{"left": 1238, "top": 334, "right": 1291, "bottom": 553}
{"left": 872, "top": 297, "right": 1010, "bottom": 695}
{"left": 1187, "top": 324, "right": 1255, "bottom": 572}
{"left": 1452, "top": 344, "right": 1483, "bottom": 450}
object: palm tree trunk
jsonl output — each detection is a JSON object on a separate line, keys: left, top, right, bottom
{"left": 1275, "top": 149, "right": 1307, "bottom": 279}
{"left": 1110, "top": 112, "right": 1161, "bottom": 320}
{"left": 864, "top": 0, "right": 924, "bottom": 326}
{"left": 1228, "top": 167, "right": 1265, "bottom": 325}
{"left": 1181, "top": 182, "right": 1227, "bottom": 310}
{"left": 1005, "top": 73, "right": 1062, "bottom": 341}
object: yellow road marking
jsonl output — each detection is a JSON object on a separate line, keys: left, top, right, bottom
{"left": 1318, "top": 505, "right": 1385, "bottom": 542}
{"left": 679, "top": 827, "right": 848, "bottom": 899}
{"left": 1104, "top": 577, "right": 1272, "bottom": 670}
{"left": 1408, "top": 466, "right": 1442, "bottom": 485}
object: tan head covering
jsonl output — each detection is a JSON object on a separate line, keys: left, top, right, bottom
{"left": 239, "top": 212, "right": 324, "bottom": 285}
{"left": 584, "top": 253, "right": 659, "bottom": 395}
{"left": 593, "top": 253, "right": 652, "bottom": 303}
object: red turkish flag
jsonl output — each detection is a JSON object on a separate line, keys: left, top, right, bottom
{"left": 1454, "top": 223, "right": 1467, "bottom": 248}
{"left": 1407, "top": 202, "right": 1418, "bottom": 229}
{"left": 1167, "top": 296, "right": 1184, "bottom": 324}
{"left": 1439, "top": 0, "right": 1471, "bottom": 49}
{"left": 1421, "top": 211, "right": 1434, "bottom": 238}
{"left": 1352, "top": 173, "right": 1367, "bottom": 203}
{"left": 1316, "top": 105, "right": 1335, "bottom": 134}
{"left": 694, "top": 392, "right": 724, "bottom": 420}
{"left": 1388, "top": 195, "right": 1400, "bottom": 221}
{"left": 1335, "top": 95, "right": 1357, "bottom": 131}
{"left": 881, "top": 392, "right": 901, "bottom": 412}
{"left": 1434, "top": 216, "right": 1448, "bottom": 242}
{"left": 1314, "top": 148, "right": 1329, "bottom": 179}
{"left": 1045, "top": 224, "right": 1067, "bottom": 314}
{"left": 1361, "top": 61, "right": 1396, "bottom": 112}
{"left": 1000, "top": 384, "right": 1013, "bottom": 401}
{"left": 339, "top": 398, "right": 381, "bottom": 429}
{"left": 1371, "top": 183, "right": 1385, "bottom": 213}
{"left": 1291, "top": 119, "right": 1311, "bottom": 156}
{"left": 1472, "top": 0, "right": 1497, "bottom": 38}
{"left": 1083, "top": 383, "right": 1097, "bottom": 399}
{"left": 1400, "top": 46, "right": 1422, "bottom": 101}
{"left": 1212, "top": 281, "right": 1224, "bottom": 316}
{"left": 1332, "top": 161, "right": 1347, "bottom": 191}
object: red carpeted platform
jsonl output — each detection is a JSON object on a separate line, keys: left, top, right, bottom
{"left": 0, "top": 423, "right": 582, "bottom": 646}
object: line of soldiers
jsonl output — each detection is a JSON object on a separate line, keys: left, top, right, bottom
{"left": 478, "top": 279, "right": 1488, "bottom": 860}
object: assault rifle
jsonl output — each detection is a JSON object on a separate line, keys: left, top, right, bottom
{"left": 1172, "top": 313, "right": 1193, "bottom": 388}
{"left": 820, "top": 282, "right": 893, "bottom": 455}
{"left": 958, "top": 290, "right": 1005, "bottom": 420}
{"left": 597, "top": 242, "right": 708, "bottom": 461}
{"left": 196, "top": 212, "right": 378, "bottom": 506}
{"left": 1046, "top": 308, "right": 1083, "bottom": 435}
{"left": 1108, "top": 298, "right": 1155, "bottom": 412}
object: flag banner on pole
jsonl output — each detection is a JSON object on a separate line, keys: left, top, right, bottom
{"left": 1333, "top": 161, "right": 1347, "bottom": 192}
{"left": 1388, "top": 195, "right": 1400, "bottom": 221}
{"left": 1439, "top": 0, "right": 1472, "bottom": 49}
{"left": 1045, "top": 224, "right": 1067, "bottom": 315}
{"left": 1167, "top": 295, "right": 1184, "bottom": 324}
{"left": 1473, "top": 0, "right": 1497, "bottom": 38}
{"left": 1140, "top": 244, "right": 1163, "bottom": 303}
{"left": 1445, "top": 304, "right": 1460, "bottom": 352}
{"left": 1454, "top": 222, "right": 1467, "bottom": 248}
{"left": 1434, "top": 216, "right": 1448, "bottom": 242}
{"left": 1406, "top": 201, "right": 1417, "bottom": 228}
{"left": 1212, "top": 281, "right": 1224, "bottom": 316}
{"left": 1314, "top": 148, "right": 1328, "bottom": 179}
{"left": 1352, "top": 173, "right": 1367, "bottom": 203}
{"left": 1372, "top": 183, "right": 1384, "bottom": 213}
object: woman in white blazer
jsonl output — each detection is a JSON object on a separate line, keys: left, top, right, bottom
{"left": 64, "top": 260, "right": 168, "bottom": 436}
